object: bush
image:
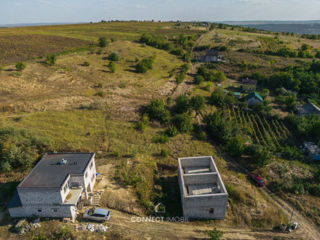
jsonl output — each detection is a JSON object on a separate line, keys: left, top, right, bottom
{"left": 0, "top": 128, "right": 51, "bottom": 172}
{"left": 165, "top": 125, "right": 178, "bottom": 137}
{"left": 246, "top": 145, "right": 272, "bottom": 167}
{"left": 175, "top": 95, "right": 190, "bottom": 113}
{"left": 82, "top": 61, "right": 90, "bottom": 66}
{"left": 154, "top": 134, "right": 169, "bottom": 143}
{"left": 16, "top": 62, "right": 26, "bottom": 71}
{"left": 206, "top": 227, "right": 224, "bottom": 240}
{"left": 94, "top": 91, "right": 105, "bottom": 97}
{"left": 98, "top": 37, "right": 107, "bottom": 47}
{"left": 139, "top": 33, "right": 170, "bottom": 50}
{"left": 108, "top": 52, "right": 120, "bottom": 61}
{"left": 170, "top": 48, "right": 185, "bottom": 56}
{"left": 108, "top": 61, "right": 116, "bottom": 73}
{"left": 227, "top": 136, "right": 245, "bottom": 157}
{"left": 203, "top": 112, "right": 237, "bottom": 144}
{"left": 190, "top": 95, "right": 205, "bottom": 114}
{"left": 136, "top": 114, "right": 149, "bottom": 131}
{"left": 194, "top": 75, "right": 204, "bottom": 84}
{"left": 176, "top": 72, "right": 186, "bottom": 84}
{"left": 136, "top": 57, "right": 154, "bottom": 73}
{"left": 145, "top": 100, "right": 170, "bottom": 124}
{"left": 46, "top": 54, "right": 56, "bottom": 66}
{"left": 160, "top": 149, "right": 169, "bottom": 157}
{"left": 209, "top": 88, "right": 225, "bottom": 107}
{"left": 172, "top": 113, "right": 193, "bottom": 133}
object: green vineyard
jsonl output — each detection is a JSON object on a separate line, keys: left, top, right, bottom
{"left": 225, "top": 106, "right": 291, "bottom": 151}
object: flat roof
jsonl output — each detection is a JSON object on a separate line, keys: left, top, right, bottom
{"left": 18, "top": 152, "right": 94, "bottom": 188}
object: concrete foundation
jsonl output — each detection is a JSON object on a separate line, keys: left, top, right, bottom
{"left": 178, "top": 156, "right": 228, "bottom": 220}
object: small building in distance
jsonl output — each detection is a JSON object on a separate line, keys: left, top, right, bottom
{"left": 244, "top": 91, "right": 263, "bottom": 107}
{"left": 241, "top": 77, "right": 257, "bottom": 92}
{"left": 178, "top": 156, "right": 228, "bottom": 220}
{"left": 303, "top": 142, "right": 320, "bottom": 161}
{"left": 8, "top": 152, "right": 97, "bottom": 221}
{"left": 297, "top": 102, "right": 320, "bottom": 116}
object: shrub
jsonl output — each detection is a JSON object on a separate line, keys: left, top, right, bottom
{"left": 190, "top": 95, "right": 205, "bottom": 114}
{"left": 172, "top": 113, "right": 193, "bottom": 133}
{"left": 176, "top": 72, "right": 186, "bottom": 84}
{"left": 227, "top": 136, "right": 245, "bottom": 157}
{"left": 94, "top": 91, "right": 106, "bottom": 97}
{"left": 170, "top": 48, "right": 185, "bottom": 56}
{"left": 206, "top": 227, "right": 224, "bottom": 240}
{"left": 0, "top": 66, "right": 3, "bottom": 71}
{"left": 175, "top": 95, "right": 190, "bottom": 114}
{"left": 46, "top": 54, "right": 57, "bottom": 66}
{"left": 98, "top": 37, "right": 107, "bottom": 47}
{"left": 108, "top": 52, "right": 120, "bottom": 61}
{"left": 136, "top": 57, "right": 154, "bottom": 73}
{"left": 82, "top": 61, "right": 90, "bottom": 66}
{"left": 194, "top": 75, "right": 204, "bottom": 84}
{"left": 154, "top": 134, "right": 169, "bottom": 143}
{"left": 16, "top": 62, "right": 26, "bottom": 71}
{"left": 136, "top": 114, "right": 149, "bottom": 131}
{"left": 165, "top": 125, "right": 178, "bottom": 137}
{"left": 145, "top": 100, "right": 170, "bottom": 124}
{"left": 108, "top": 61, "right": 116, "bottom": 73}
{"left": 160, "top": 149, "right": 169, "bottom": 157}
{"left": 139, "top": 33, "right": 170, "bottom": 50}
{"left": 209, "top": 88, "right": 225, "bottom": 107}
{"left": 0, "top": 127, "right": 50, "bottom": 172}
{"left": 246, "top": 145, "right": 272, "bottom": 167}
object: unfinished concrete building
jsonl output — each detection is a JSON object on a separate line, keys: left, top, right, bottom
{"left": 178, "top": 156, "right": 228, "bottom": 220}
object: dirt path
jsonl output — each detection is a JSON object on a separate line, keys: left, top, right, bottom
{"left": 107, "top": 209, "right": 307, "bottom": 240}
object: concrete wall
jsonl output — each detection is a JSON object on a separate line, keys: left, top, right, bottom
{"left": 9, "top": 204, "right": 75, "bottom": 219}
{"left": 83, "top": 157, "right": 96, "bottom": 198}
{"left": 182, "top": 194, "right": 228, "bottom": 219}
{"left": 183, "top": 173, "right": 218, "bottom": 185}
{"left": 18, "top": 188, "right": 63, "bottom": 205}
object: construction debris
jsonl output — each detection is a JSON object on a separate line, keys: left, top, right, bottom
{"left": 14, "top": 218, "right": 42, "bottom": 235}
{"left": 75, "top": 223, "right": 108, "bottom": 232}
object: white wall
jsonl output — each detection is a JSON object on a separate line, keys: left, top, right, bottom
{"left": 9, "top": 205, "right": 74, "bottom": 218}
{"left": 18, "top": 188, "right": 63, "bottom": 205}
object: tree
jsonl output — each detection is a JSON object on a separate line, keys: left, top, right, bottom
{"left": 16, "top": 62, "right": 26, "bottom": 71}
{"left": 46, "top": 54, "right": 57, "bottom": 66}
{"left": 253, "top": 101, "right": 272, "bottom": 116}
{"left": 246, "top": 145, "right": 272, "bottom": 168}
{"left": 108, "top": 52, "right": 120, "bottom": 61}
{"left": 194, "top": 75, "right": 204, "bottom": 84}
{"left": 98, "top": 37, "right": 107, "bottom": 47}
{"left": 209, "top": 88, "right": 225, "bottom": 107}
{"left": 108, "top": 61, "right": 116, "bottom": 73}
{"left": 227, "top": 136, "right": 245, "bottom": 157}
{"left": 136, "top": 57, "right": 154, "bottom": 73}
{"left": 145, "top": 99, "right": 170, "bottom": 124}
{"left": 190, "top": 95, "right": 205, "bottom": 114}
{"left": 175, "top": 95, "right": 190, "bottom": 114}
{"left": 172, "top": 113, "right": 193, "bottom": 133}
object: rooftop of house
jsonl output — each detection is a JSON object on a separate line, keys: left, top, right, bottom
{"left": 245, "top": 92, "right": 263, "bottom": 102}
{"left": 18, "top": 152, "right": 95, "bottom": 189}
{"left": 297, "top": 103, "right": 320, "bottom": 115}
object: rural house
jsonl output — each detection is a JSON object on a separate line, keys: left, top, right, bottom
{"left": 297, "top": 102, "right": 320, "bottom": 116}
{"left": 303, "top": 142, "right": 320, "bottom": 161}
{"left": 8, "top": 152, "right": 97, "bottom": 221}
{"left": 178, "top": 156, "right": 228, "bottom": 220}
{"left": 244, "top": 92, "right": 263, "bottom": 107}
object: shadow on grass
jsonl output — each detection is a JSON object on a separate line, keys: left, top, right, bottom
{"left": 153, "top": 175, "right": 182, "bottom": 218}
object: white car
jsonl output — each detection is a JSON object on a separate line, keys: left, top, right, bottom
{"left": 83, "top": 208, "right": 110, "bottom": 222}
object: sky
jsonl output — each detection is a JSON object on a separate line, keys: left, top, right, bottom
{"left": 1, "top": 0, "right": 320, "bottom": 24}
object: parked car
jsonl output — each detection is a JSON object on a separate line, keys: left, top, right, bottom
{"left": 83, "top": 208, "right": 110, "bottom": 222}
{"left": 290, "top": 222, "right": 298, "bottom": 231}
{"left": 248, "top": 172, "right": 266, "bottom": 187}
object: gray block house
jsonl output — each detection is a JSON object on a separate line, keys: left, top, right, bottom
{"left": 8, "top": 152, "right": 97, "bottom": 220}
{"left": 178, "top": 156, "right": 228, "bottom": 220}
